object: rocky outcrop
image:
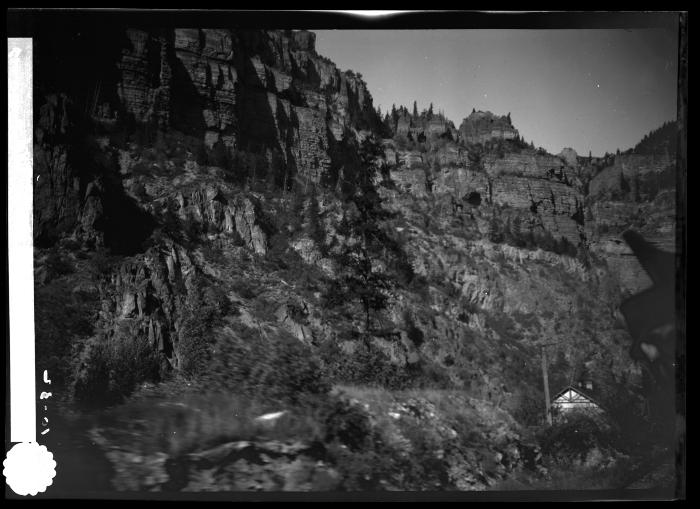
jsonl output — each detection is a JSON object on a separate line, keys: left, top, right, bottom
{"left": 398, "top": 150, "right": 425, "bottom": 169}
{"left": 459, "top": 110, "right": 519, "bottom": 145}
{"left": 558, "top": 147, "right": 579, "bottom": 167}
{"left": 393, "top": 110, "right": 457, "bottom": 140}
{"left": 101, "top": 241, "right": 194, "bottom": 361}
{"left": 174, "top": 184, "right": 270, "bottom": 255}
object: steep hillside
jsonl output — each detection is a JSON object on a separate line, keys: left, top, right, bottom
{"left": 632, "top": 121, "right": 677, "bottom": 157}
{"left": 33, "top": 27, "right": 678, "bottom": 493}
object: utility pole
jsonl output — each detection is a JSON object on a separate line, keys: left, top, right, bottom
{"left": 540, "top": 342, "right": 557, "bottom": 426}
{"left": 541, "top": 346, "right": 552, "bottom": 426}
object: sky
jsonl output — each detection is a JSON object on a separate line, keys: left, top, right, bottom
{"left": 314, "top": 29, "right": 679, "bottom": 157}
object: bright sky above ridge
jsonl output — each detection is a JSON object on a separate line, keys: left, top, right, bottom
{"left": 314, "top": 29, "right": 678, "bottom": 157}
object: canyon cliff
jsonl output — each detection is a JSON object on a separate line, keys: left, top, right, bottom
{"left": 32, "top": 27, "right": 679, "bottom": 492}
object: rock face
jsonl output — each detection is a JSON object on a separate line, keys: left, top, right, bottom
{"left": 34, "top": 94, "right": 95, "bottom": 246}
{"left": 174, "top": 184, "right": 270, "bottom": 255}
{"left": 117, "top": 29, "right": 173, "bottom": 129}
{"left": 482, "top": 153, "right": 577, "bottom": 183}
{"left": 170, "top": 28, "right": 381, "bottom": 183}
{"left": 491, "top": 176, "right": 584, "bottom": 243}
{"left": 459, "top": 110, "right": 519, "bottom": 144}
{"left": 389, "top": 160, "right": 584, "bottom": 244}
{"left": 558, "top": 147, "right": 579, "bottom": 167}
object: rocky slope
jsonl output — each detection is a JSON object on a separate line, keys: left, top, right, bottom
{"left": 33, "top": 26, "right": 678, "bottom": 493}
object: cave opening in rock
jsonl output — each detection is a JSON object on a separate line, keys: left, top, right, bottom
{"left": 465, "top": 191, "right": 482, "bottom": 207}
{"left": 97, "top": 190, "right": 157, "bottom": 255}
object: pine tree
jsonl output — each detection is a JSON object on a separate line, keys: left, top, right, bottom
{"left": 323, "top": 136, "right": 404, "bottom": 335}
{"left": 428, "top": 102, "right": 434, "bottom": 120}
{"left": 383, "top": 112, "right": 393, "bottom": 136}
{"left": 288, "top": 179, "right": 306, "bottom": 233}
{"left": 413, "top": 100, "right": 418, "bottom": 118}
{"left": 633, "top": 174, "right": 641, "bottom": 202}
{"left": 488, "top": 214, "right": 504, "bottom": 243}
{"left": 619, "top": 170, "right": 631, "bottom": 194}
{"left": 512, "top": 215, "right": 523, "bottom": 246}
{"left": 306, "top": 185, "right": 325, "bottom": 251}
{"left": 270, "top": 148, "right": 288, "bottom": 192}
{"left": 503, "top": 217, "right": 513, "bottom": 244}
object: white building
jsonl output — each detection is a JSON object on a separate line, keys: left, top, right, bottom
{"left": 551, "top": 384, "right": 604, "bottom": 418}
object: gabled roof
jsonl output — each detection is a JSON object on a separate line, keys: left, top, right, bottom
{"left": 551, "top": 385, "right": 603, "bottom": 408}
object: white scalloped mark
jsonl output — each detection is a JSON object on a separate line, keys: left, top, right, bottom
{"left": 4, "top": 442, "right": 57, "bottom": 496}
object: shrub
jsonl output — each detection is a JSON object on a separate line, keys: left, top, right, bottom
{"left": 251, "top": 333, "right": 331, "bottom": 403}
{"left": 486, "top": 311, "right": 518, "bottom": 340}
{"left": 233, "top": 278, "right": 259, "bottom": 300}
{"left": 176, "top": 276, "right": 233, "bottom": 376}
{"left": 322, "top": 398, "right": 373, "bottom": 451}
{"left": 200, "top": 282, "right": 231, "bottom": 316}
{"left": 131, "top": 181, "right": 148, "bottom": 200}
{"left": 201, "top": 242, "right": 227, "bottom": 265}
{"left": 397, "top": 419, "right": 452, "bottom": 489}
{"left": 44, "top": 249, "right": 74, "bottom": 279}
{"left": 204, "top": 324, "right": 331, "bottom": 405}
{"left": 408, "top": 274, "right": 431, "bottom": 302}
{"left": 250, "top": 295, "right": 279, "bottom": 322}
{"left": 176, "top": 309, "right": 213, "bottom": 377}
{"left": 539, "top": 412, "right": 620, "bottom": 465}
{"left": 405, "top": 317, "right": 425, "bottom": 348}
{"left": 74, "top": 320, "right": 162, "bottom": 407}
{"left": 394, "top": 134, "right": 409, "bottom": 151}
{"left": 35, "top": 279, "right": 99, "bottom": 391}
{"left": 320, "top": 389, "right": 459, "bottom": 490}
{"left": 319, "top": 340, "right": 411, "bottom": 390}
{"left": 60, "top": 238, "right": 82, "bottom": 251}
{"left": 511, "top": 310, "right": 540, "bottom": 330}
